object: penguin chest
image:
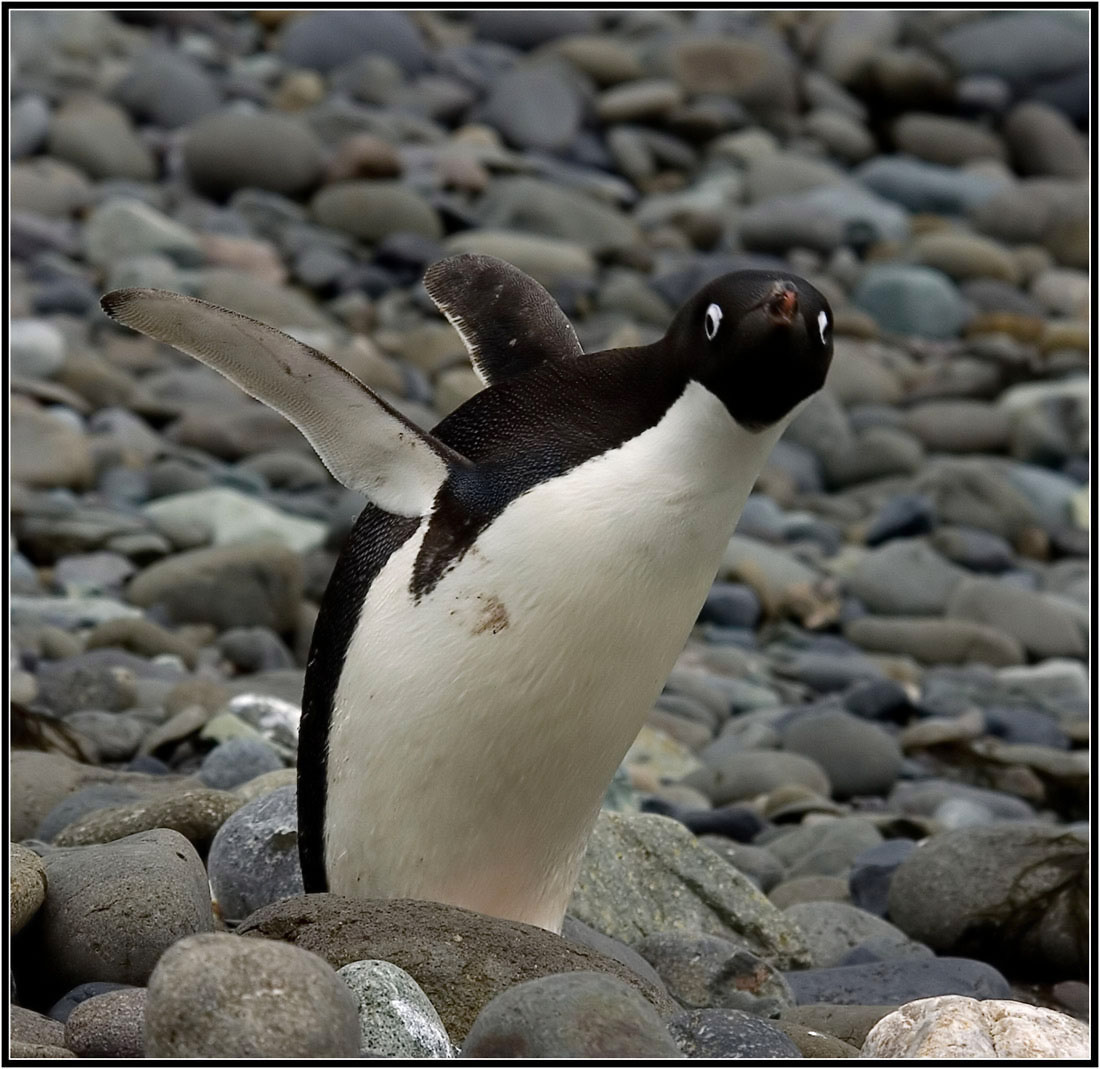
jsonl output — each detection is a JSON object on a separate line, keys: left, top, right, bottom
{"left": 322, "top": 382, "right": 776, "bottom": 925}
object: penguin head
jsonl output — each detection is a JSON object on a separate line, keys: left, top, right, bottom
{"left": 665, "top": 270, "right": 834, "bottom": 431}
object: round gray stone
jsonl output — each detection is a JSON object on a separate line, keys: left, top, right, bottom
{"left": 63, "top": 987, "right": 146, "bottom": 1058}
{"left": 668, "top": 1007, "right": 802, "bottom": 1058}
{"left": 145, "top": 932, "right": 360, "bottom": 1057}
{"left": 207, "top": 785, "right": 304, "bottom": 922}
{"left": 781, "top": 709, "right": 903, "bottom": 798}
{"left": 336, "top": 959, "right": 453, "bottom": 1058}
{"left": 461, "top": 971, "right": 683, "bottom": 1058}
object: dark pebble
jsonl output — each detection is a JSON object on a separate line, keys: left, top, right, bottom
{"left": 48, "top": 982, "right": 134, "bottom": 1024}
{"left": 848, "top": 839, "right": 917, "bottom": 917}
{"left": 667, "top": 1008, "right": 802, "bottom": 1058}
{"left": 865, "top": 494, "right": 936, "bottom": 546}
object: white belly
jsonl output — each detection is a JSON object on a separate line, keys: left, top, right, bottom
{"left": 324, "top": 382, "right": 789, "bottom": 930}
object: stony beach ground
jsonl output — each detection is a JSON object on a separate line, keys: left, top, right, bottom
{"left": 8, "top": 9, "right": 1091, "bottom": 1059}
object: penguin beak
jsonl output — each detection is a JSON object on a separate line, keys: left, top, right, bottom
{"left": 765, "top": 284, "right": 799, "bottom": 326}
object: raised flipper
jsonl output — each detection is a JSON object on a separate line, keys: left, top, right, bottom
{"left": 423, "top": 254, "right": 583, "bottom": 387}
{"left": 100, "top": 289, "right": 468, "bottom": 518}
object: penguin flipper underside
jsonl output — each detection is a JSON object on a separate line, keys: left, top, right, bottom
{"left": 100, "top": 288, "right": 467, "bottom": 518}
{"left": 424, "top": 253, "right": 583, "bottom": 386}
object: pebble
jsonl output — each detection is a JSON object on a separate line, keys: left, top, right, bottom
{"left": 52, "top": 787, "right": 242, "bottom": 851}
{"left": 862, "top": 995, "right": 1090, "bottom": 1058}
{"left": 784, "top": 955, "right": 1011, "bottom": 1006}
{"left": 279, "top": 10, "right": 429, "bottom": 75}
{"left": 336, "top": 959, "right": 453, "bottom": 1058}
{"left": 570, "top": 812, "right": 811, "bottom": 968}
{"left": 199, "top": 736, "right": 284, "bottom": 789}
{"left": 14, "top": 829, "right": 214, "bottom": 1005}
{"left": 852, "top": 264, "right": 969, "bottom": 338}
{"left": 84, "top": 197, "right": 203, "bottom": 269}
{"left": 47, "top": 97, "right": 156, "bottom": 182}
{"left": 183, "top": 110, "right": 325, "bottom": 199}
{"left": 10, "top": 842, "right": 48, "bottom": 934}
{"left": 635, "top": 932, "right": 792, "bottom": 1015}
{"left": 113, "top": 46, "right": 221, "bottom": 129}
{"left": 144, "top": 932, "right": 360, "bottom": 1057}
{"left": 312, "top": 179, "right": 443, "bottom": 242}
{"left": 781, "top": 709, "right": 903, "bottom": 798}
{"left": 844, "top": 616, "right": 1025, "bottom": 667}
{"left": 480, "top": 64, "right": 583, "bottom": 152}
{"left": 126, "top": 541, "right": 304, "bottom": 632}
{"left": 887, "top": 823, "right": 1087, "bottom": 979}
{"left": 946, "top": 577, "right": 1086, "bottom": 659}
{"left": 667, "top": 1007, "right": 802, "bottom": 1058}
{"left": 685, "top": 750, "right": 831, "bottom": 805}
{"left": 847, "top": 839, "right": 917, "bottom": 917}
{"left": 462, "top": 972, "right": 682, "bottom": 1058}
{"left": 63, "top": 987, "right": 146, "bottom": 1058}
{"left": 237, "top": 895, "right": 676, "bottom": 1042}
{"left": 11, "top": 319, "right": 66, "bottom": 379}
{"left": 782, "top": 901, "right": 929, "bottom": 968}
{"left": 207, "top": 785, "right": 304, "bottom": 922}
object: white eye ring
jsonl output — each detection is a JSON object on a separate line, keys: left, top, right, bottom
{"left": 705, "top": 303, "right": 723, "bottom": 340}
{"left": 817, "top": 309, "right": 830, "bottom": 345}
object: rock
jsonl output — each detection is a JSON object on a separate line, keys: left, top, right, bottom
{"left": 767, "top": 817, "right": 884, "bottom": 882}
{"left": 237, "top": 895, "right": 676, "bottom": 1042}
{"left": 35, "top": 660, "right": 138, "bottom": 717}
{"left": 739, "top": 186, "right": 909, "bottom": 255}
{"left": 85, "top": 616, "right": 199, "bottom": 668}
{"left": 84, "top": 198, "right": 202, "bottom": 268}
{"left": 14, "top": 829, "right": 214, "bottom": 1005}
{"left": 862, "top": 995, "right": 1090, "bottom": 1058}
{"left": 783, "top": 901, "right": 929, "bottom": 968}
{"left": 914, "top": 459, "right": 1038, "bottom": 540}
{"left": 476, "top": 176, "right": 641, "bottom": 255}
{"left": 935, "top": 13, "right": 1088, "bottom": 97}
{"left": 64, "top": 711, "right": 146, "bottom": 761}
{"left": 127, "top": 542, "right": 303, "bottom": 632}
{"left": 855, "top": 155, "right": 1006, "bottom": 214}
{"left": 784, "top": 956, "right": 1011, "bottom": 1006}
{"left": 8, "top": 1040, "right": 77, "bottom": 1058}
{"left": 462, "top": 972, "right": 682, "bottom": 1058}
{"left": 199, "top": 737, "right": 284, "bottom": 790}
{"left": 781, "top": 710, "right": 903, "bottom": 798}
{"left": 63, "top": 987, "right": 146, "bottom": 1058}
{"left": 234, "top": 767, "right": 298, "bottom": 803}
{"left": 1002, "top": 102, "right": 1088, "bottom": 178}
{"left": 667, "top": 1008, "right": 802, "bottom": 1058}
{"left": 815, "top": 10, "right": 899, "bottom": 84}
{"left": 946, "top": 577, "right": 1087, "bottom": 659}
{"left": 480, "top": 63, "right": 583, "bottom": 152}
{"left": 144, "top": 487, "right": 325, "bottom": 554}
{"left": 183, "top": 111, "right": 325, "bottom": 199}
{"left": 312, "top": 180, "right": 443, "bottom": 242}
{"left": 11, "top": 842, "right": 47, "bottom": 934}
{"left": 844, "top": 616, "right": 1025, "bottom": 667}
{"left": 569, "top": 812, "right": 811, "bottom": 968}
{"left": 10, "top": 1005, "right": 65, "bottom": 1047}
{"left": 886, "top": 823, "right": 1087, "bottom": 979}
{"left": 911, "top": 231, "right": 1020, "bottom": 285}
{"left": 775, "top": 1019, "right": 861, "bottom": 1058}
{"left": 845, "top": 538, "right": 964, "bottom": 615}
{"left": 803, "top": 108, "right": 876, "bottom": 163}
{"left": 698, "top": 582, "right": 761, "bottom": 629}
{"left": 889, "top": 778, "right": 1036, "bottom": 824}
{"left": 11, "top": 319, "right": 66, "bottom": 379}
{"left": 662, "top": 36, "right": 798, "bottom": 117}
{"left": 699, "top": 839, "right": 784, "bottom": 892}
{"left": 929, "top": 525, "right": 1015, "bottom": 573}
{"left": 113, "top": 47, "right": 221, "bottom": 128}
{"left": 145, "top": 932, "right": 359, "bottom": 1057}
{"left": 52, "top": 788, "right": 241, "bottom": 852}
{"left": 443, "top": 230, "right": 596, "bottom": 286}
{"left": 892, "top": 113, "right": 1006, "bottom": 166}
{"left": 11, "top": 399, "right": 93, "bottom": 489}
{"left": 685, "top": 750, "right": 831, "bottom": 805}
{"left": 848, "top": 839, "right": 917, "bottom": 917}
{"left": 11, "top": 93, "right": 51, "bottom": 158}
{"left": 191, "top": 269, "right": 332, "bottom": 332}
{"left": 781, "top": 1002, "right": 897, "bottom": 1047}
{"left": 864, "top": 493, "right": 936, "bottom": 546}
{"left": 852, "top": 265, "right": 969, "bottom": 339}
{"left": 769, "top": 876, "right": 851, "bottom": 910}
{"left": 279, "top": 10, "right": 428, "bottom": 74}
{"left": 473, "top": 10, "right": 595, "bottom": 49}
{"left": 47, "top": 96, "right": 155, "bottom": 181}
{"left": 207, "top": 786, "right": 304, "bottom": 922}
{"left": 336, "top": 960, "right": 453, "bottom": 1058}
{"left": 635, "top": 932, "right": 793, "bottom": 1014}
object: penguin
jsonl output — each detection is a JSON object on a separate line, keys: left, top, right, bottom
{"left": 101, "top": 254, "right": 833, "bottom": 933}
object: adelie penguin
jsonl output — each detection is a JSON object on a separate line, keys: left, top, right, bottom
{"left": 101, "top": 255, "right": 833, "bottom": 933}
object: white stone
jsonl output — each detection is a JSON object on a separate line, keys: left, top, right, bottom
{"left": 143, "top": 487, "right": 325, "bottom": 553}
{"left": 862, "top": 996, "right": 1090, "bottom": 1059}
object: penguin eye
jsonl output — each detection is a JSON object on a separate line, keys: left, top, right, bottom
{"left": 704, "top": 303, "right": 723, "bottom": 340}
{"left": 817, "top": 310, "right": 830, "bottom": 346}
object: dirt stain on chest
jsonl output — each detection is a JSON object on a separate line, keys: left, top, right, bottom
{"left": 472, "top": 594, "right": 510, "bottom": 635}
